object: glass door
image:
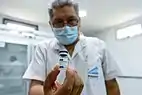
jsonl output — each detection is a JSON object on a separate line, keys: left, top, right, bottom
{"left": 0, "top": 42, "right": 28, "bottom": 95}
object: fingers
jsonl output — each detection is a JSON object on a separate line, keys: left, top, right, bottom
{"left": 76, "top": 76, "right": 84, "bottom": 95}
{"left": 55, "top": 81, "right": 62, "bottom": 89}
{"left": 44, "top": 65, "right": 60, "bottom": 90}
{"left": 70, "top": 72, "right": 84, "bottom": 95}
{"left": 63, "top": 67, "right": 75, "bottom": 90}
{"left": 55, "top": 67, "right": 75, "bottom": 95}
{"left": 70, "top": 72, "right": 80, "bottom": 95}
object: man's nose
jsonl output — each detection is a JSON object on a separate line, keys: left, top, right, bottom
{"left": 63, "top": 21, "right": 68, "bottom": 26}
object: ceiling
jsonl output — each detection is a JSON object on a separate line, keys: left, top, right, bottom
{"left": 0, "top": 0, "right": 142, "bottom": 32}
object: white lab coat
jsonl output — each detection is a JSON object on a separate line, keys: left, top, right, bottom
{"left": 23, "top": 36, "right": 120, "bottom": 95}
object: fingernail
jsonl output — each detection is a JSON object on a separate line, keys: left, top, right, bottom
{"left": 70, "top": 67, "right": 77, "bottom": 72}
{"left": 67, "top": 67, "right": 75, "bottom": 73}
{"left": 52, "top": 65, "right": 59, "bottom": 71}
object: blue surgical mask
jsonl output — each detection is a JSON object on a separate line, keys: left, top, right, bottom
{"left": 53, "top": 26, "right": 78, "bottom": 45}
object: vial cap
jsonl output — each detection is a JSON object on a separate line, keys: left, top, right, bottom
{"left": 59, "top": 51, "right": 68, "bottom": 53}
{"left": 59, "top": 51, "right": 68, "bottom": 56}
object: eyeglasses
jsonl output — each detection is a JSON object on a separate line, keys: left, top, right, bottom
{"left": 52, "top": 17, "right": 79, "bottom": 28}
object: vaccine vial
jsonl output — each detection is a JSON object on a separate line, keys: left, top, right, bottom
{"left": 58, "top": 51, "right": 69, "bottom": 70}
{"left": 57, "top": 51, "right": 69, "bottom": 84}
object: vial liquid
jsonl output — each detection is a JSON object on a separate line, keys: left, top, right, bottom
{"left": 57, "top": 51, "right": 69, "bottom": 84}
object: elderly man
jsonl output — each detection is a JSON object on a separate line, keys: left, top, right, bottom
{"left": 23, "top": 0, "right": 121, "bottom": 95}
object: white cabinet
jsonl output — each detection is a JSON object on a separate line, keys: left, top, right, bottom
{"left": 0, "top": 24, "right": 54, "bottom": 95}
{"left": 0, "top": 43, "right": 28, "bottom": 95}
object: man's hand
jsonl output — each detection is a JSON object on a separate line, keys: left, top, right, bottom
{"left": 70, "top": 71, "right": 84, "bottom": 95}
{"left": 44, "top": 65, "right": 84, "bottom": 95}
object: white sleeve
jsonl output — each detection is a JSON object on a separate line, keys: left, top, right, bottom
{"left": 102, "top": 44, "right": 120, "bottom": 81}
{"left": 23, "top": 44, "right": 46, "bottom": 82}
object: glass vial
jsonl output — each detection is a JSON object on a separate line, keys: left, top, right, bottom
{"left": 57, "top": 51, "right": 69, "bottom": 84}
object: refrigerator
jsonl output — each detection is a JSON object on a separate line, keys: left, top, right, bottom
{"left": 0, "top": 42, "right": 28, "bottom": 95}
{"left": 0, "top": 24, "right": 54, "bottom": 95}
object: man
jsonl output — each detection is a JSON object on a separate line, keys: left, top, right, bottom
{"left": 23, "top": 0, "right": 121, "bottom": 95}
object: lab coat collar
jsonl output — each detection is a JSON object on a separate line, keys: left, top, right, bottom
{"left": 52, "top": 36, "right": 87, "bottom": 58}
{"left": 52, "top": 38, "right": 65, "bottom": 50}
{"left": 72, "top": 36, "right": 87, "bottom": 58}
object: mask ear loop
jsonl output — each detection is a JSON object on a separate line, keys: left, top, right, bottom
{"left": 49, "top": 21, "right": 54, "bottom": 32}
{"left": 51, "top": 24, "right": 54, "bottom": 32}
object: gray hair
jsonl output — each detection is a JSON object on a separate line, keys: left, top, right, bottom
{"left": 48, "top": 0, "right": 79, "bottom": 20}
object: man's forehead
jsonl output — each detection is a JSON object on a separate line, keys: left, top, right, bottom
{"left": 52, "top": 6, "right": 77, "bottom": 20}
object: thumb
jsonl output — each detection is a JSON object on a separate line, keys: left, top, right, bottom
{"left": 44, "top": 65, "right": 60, "bottom": 90}
{"left": 55, "top": 67, "right": 75, "bottom": 95}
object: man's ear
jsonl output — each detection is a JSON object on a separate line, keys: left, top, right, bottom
{"left": 49, "top": 21, "right": 52, "bottom": 26}
{"left": 78, "top": 17, "right": 81, "bottom": 32}
{"left": 78, "top": 17, "right": 81, "bottom": 28}
{"left": 49, "top": 21, "right": 54, "bottom": 32}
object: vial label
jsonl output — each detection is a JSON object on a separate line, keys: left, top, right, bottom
{"left": 57, "top": 70, "right": 66, "bottom": 84}
{"left": 57, "top": 51, "right": 69, "bottom": 84}
{"left": 59, "top": 56, "right": 69, "bottom": 70}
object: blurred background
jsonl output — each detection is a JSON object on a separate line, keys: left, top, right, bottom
{"left": 0, "top": 0, "right": 142, "bottom": 95}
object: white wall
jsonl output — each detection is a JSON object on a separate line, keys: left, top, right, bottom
{"left": 0, "top": 13, "right": 55, "bottom": 45}
{"left": 94, "top": 28, "right": 142, "bottom": 95}
{"left": 117, "top": 78, "right": 142, "bottom": 95}
{"left": 0, "top": 15, "right": 2, "bottom": 24}
{"left": 0, "top": 13, "right": 52, "bottom": 32}
{"left": 94, "top": 28, "right": 142, "bottom": 77}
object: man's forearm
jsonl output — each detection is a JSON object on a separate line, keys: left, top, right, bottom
{"left": 106, "top": 86, "right": 120, "bottom": 95}
{"left": 105, "top": 79, "right": 120, "bottom": 95}
{"left": 29, "top": 85, "right": 44, "bottom": 95}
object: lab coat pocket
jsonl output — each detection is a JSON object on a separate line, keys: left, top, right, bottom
{"left": 87, "top": 66, "right": 100, "bottom": 85}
